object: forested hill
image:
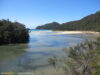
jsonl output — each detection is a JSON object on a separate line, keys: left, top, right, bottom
{"left": 36, "top": 22, "right": 60, "bottom": 29}
{"left": 0, "top": 19, "right": 29, "bottom": 45}
{"left": 36, "top": 11, "right": 100, "bottom": 32}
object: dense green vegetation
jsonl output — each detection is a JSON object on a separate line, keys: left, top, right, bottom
{"left": 36, "top": 22, "right": 60, "bottom": 29}
{"left": 36, "top": 11, "right": 100, "bottom": 32}
{"left": 0, "top": 19, "right": 29, "bottom": 45}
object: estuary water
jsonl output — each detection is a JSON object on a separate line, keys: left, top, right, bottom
{"left": 0, "top": 29, "right": 88, "bottom": 72}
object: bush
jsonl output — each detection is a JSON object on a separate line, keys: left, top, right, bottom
{"left": 64, "top": 38, "right": 100, "bottom": 75}
{"left": 0, "top": 19, "right": 29, "bottom": 45}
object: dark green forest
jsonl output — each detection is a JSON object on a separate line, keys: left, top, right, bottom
{"left": 0, "top": 19, "right": 29, "bottom": 45}
{"left": 36, "top": 11, "right": 100, "bottom": 32}
{"left": 36, "top": 22, "right": 60, "bottom": 30}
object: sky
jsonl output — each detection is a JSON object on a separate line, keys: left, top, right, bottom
{"left": 0, "top": 0, "right": 100, "bottom": 28}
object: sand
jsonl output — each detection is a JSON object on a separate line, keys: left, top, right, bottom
{"left": 53, "top": 31, "right": 100, "bottom": 35}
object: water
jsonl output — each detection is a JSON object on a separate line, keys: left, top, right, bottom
{"left": 0, "top": 29, "right": 87, "bottom": 72}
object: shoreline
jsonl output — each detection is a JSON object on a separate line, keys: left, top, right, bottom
{"left": 53, "top": 31, "right": 100, "bottom": 35}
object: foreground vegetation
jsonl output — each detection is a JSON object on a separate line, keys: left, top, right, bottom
{"left": 47, "top": 37, "right": 100, "bottom": 75}
{"left": 62, "top": 37, "right": 100, "bottom": 75}
{"left": 0, "top": 19, "right": 29, "bottom": 45}
{"left": 36, "top": 11, "right": 100, "bottom": 32}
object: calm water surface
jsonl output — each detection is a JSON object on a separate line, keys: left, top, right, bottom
{"left": 0, "top": 30, "right": 89, "bottom": 72}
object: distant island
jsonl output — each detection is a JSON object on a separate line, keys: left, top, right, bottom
{"left": 0, "top": 19, "right": 29, "bottom": 45}
{"left": 36, "top": 11, "right": 100, "bottom": 32}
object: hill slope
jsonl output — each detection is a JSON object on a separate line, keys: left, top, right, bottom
{"left": 36, "top": 22, "right": 60, "bottom": 30}
{"left": 36, "top": 11, "right": 100, "bottom": 32}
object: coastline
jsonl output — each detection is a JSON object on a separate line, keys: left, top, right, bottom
{"left": 53, "top": 31, "right": 100, "bottom": 35}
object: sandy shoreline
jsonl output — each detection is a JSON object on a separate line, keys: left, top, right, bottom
{"left": 54, "top": 31, "right": 100, "bottom": 35}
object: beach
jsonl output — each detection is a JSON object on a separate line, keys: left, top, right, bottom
{"left": 53, "top": 31, "right": 100, "bottom": 35}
